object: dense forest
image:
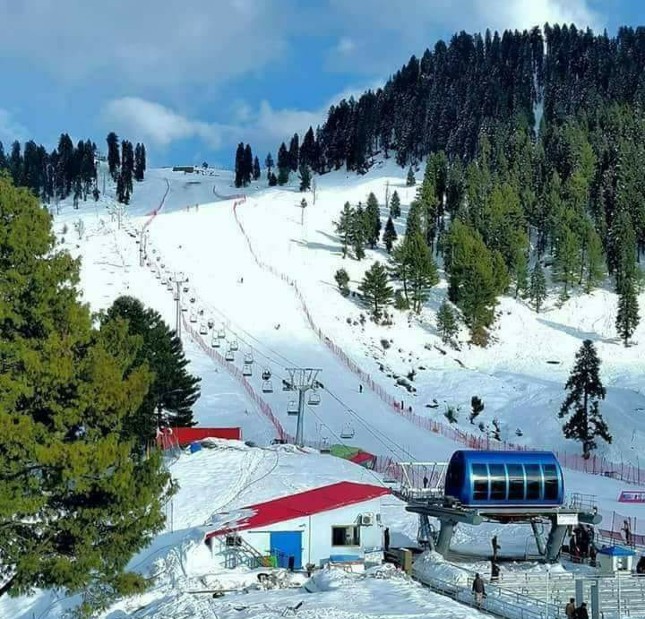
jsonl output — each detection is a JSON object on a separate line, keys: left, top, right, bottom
{"left": 242, "top": 24, "right": 645, "bottom": 345}
{"left": 0, "top": 132, "right": 146, "bottom": 205}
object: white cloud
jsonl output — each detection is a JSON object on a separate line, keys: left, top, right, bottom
{"left": 336, "top": 37, "right": 356, "bottom": 55}
{"left": 0, "top": 109, "right": 28, "bottom": 145}
{"left": 0, "top": 0, "right": 291, "bottom": 88}
{"left": 102, "top": 82, "right": 382, "bottom": 158}
{"left": 103, "top": 98, "right": 223, "bottom": 148}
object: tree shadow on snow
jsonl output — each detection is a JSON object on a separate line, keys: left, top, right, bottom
{"left": 537, "top": 317, "right": 619, "bottom": 345}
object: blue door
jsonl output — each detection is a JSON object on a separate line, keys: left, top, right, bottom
{"left": 270, "top": 531, "right": 302, "bottom": 569}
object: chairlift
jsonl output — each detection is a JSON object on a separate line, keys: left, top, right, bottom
{"left": 166, "top": 282, "right": 173, "bottom": 292}
{"left": 340, "top": 424, "right": 355, "bottom": 439}
{"left": 190, "top": 297, "right": 196, "bottom": 304}
{"left": 160, "top": 263, "right": 165, "bottom": 269}
{"left": 287, "top": 400, "right": 299, "bottom": 416}
{"left": 217, "top": 328, "right": 226, "bottom": 339}
{"left": 189, "top": 312, "right": 197, "bottom": 323}
{"left": 242, "top": 363, "right": 252, "bottom": 377}
{"left": 211, "top": 336, "right": 220, "bottom": 348}
{"left": 243, "top": 351, "right": 254, "bottom": 364}
{"left": 173, "top": 291, "right": 179, "bottom": 301}
{"left": 320, "top": 438, "right": 331, "bottom": 454}
{"left": 207, "top": 319, "right": 214, "bottom": 329}
{"left": 155, "top": 271, "right": 161, "bottom": 279}
{"left": 160, "top": 277, "right": 167, "bottom": 285}
{"left": 229, "top": 339, "right": 239, "bottom": 351}
{"left": 262, "top": 380, "right": 273, "bottom": 393}
{"left": 183, "top": 285, "right": 189, "bottom": 293}
{"left": 261, "top": 369, "right": 272, "bottom": 381}
{"left": 308, "top": 390, "right": 321, "bottom": 406}
{"left": 225, "top": 349, "right": 234, "bottom": 362}
{"left": 181, "top": 303, "right": 188, "bottom": 312}
{"left": 199, "top": 323, "right": 207, "bottom": 335}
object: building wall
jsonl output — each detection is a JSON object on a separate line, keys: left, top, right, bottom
{"left": 217, "top": 496, "right": 385, "bottom": 567}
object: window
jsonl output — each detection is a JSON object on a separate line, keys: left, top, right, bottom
{"left": 543, "top": 464, "right": 559, "bottom": 501}
{"left": 525, "top": 464, "right": 542, "bottom": 500}
{"left": 489, "top": 464, "right": 507, "bottom": 500}
{"left": 332, "top": 526, "right": 360, "bottom": 546}
{"left": 472, "top": 463, "right": 488, "bottom": 500}
{"left": 507, "top": 464, "right": 525, "bottom": 501}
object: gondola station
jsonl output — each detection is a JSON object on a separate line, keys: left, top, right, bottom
{"left": 405, "top": 450, "right": 601, "bottom": 563}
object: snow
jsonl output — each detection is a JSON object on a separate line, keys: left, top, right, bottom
{"left": 5, "top": 158, "right": 645, "bottom": 618}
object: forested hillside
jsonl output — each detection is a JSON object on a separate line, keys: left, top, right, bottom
{"left": 0, "top": 132, "right": 146, "bottom": 206}
{"left": 245, "top": 25, "right": 645, "bottom": 345}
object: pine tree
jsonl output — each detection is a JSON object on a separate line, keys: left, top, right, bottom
{"left": 406, "top": 232, "right": 439, "bottom": 313}
{"left": 389, "top": 241, "right": 413, "bottom": 305}
{"left": 0, "top": 175, "right": 170, "bottom": 604}
{"left": 436, "top": 299, "right": 459, "bottom": 345}
{"left": 559, "top": 339, "right": 611, "bottom": 458}
{"left": 554, "top": 224, "right": 581, "bottom": 299}
{"left": 383, "top": 216, "right": 398, "bottom": 253}
{"left": 405, "top": 199, "right": 422, "bottom": 238}
{"left": 134, "top": 143, "right": 146, "bottom": 181}
{"left": 529, "top": 263, "right": 547, "bottom": 312}
{"left": 352, "top": 203, "right": 367, "bottom": 260}
{"left": 253, "top": 156, "right": 261, "bottom": 181}
{"left": 514, "top": 252, "right": 529, "bottom": 299}
{"left": 268, "top": 171, "right": 278, "bottom": 187}
{"left": 106, "top": 131, "right": 120, "bottom": 180}
{"left": 121, "top": 140, "right": 134, "bottom": 195}
{"left": 334, "top": 268, "right": 350, "bottom": 296}
{"left": 406, "top": 166, "right": 416, "bottom": 186}
{"left": 234, "top": 142, "right": 245, "bottom": 188}
{"left": 265, "top": 153, "right": 274, "bottom": 176}
{"left": 616, "top": 274, "right": 640, "bottom": 346}
{"left": 243, "top": 144, "right": 253, "bottom": 185}
{"left": 365, "top": 192, "right": 381, "bottom": 248}
{"left": 390, "top": 190, "right": 401, "bottom": 218}
{"left": 334, "top": 202, "right": 354, "bottom": 258}
{"left": 359, "top": 261, "right": 393, "bottom": 320}
{"left": 101, "top": 296, "right": 201, "bottom": 444}
{"left": 299, "top": 164, "right": 311, "bottom": 191}
{"left": 288, "top": 133, "right": 299, "bottom": 172}
{"left": 583, "top": 224, "right": 604, "bottom": 293}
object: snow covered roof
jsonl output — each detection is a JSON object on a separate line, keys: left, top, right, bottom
{"left": 598, "top": 545, "right": 636, "bottom": 556}
{"left": 205, "top": 481, "right": 390, "bottom": 538}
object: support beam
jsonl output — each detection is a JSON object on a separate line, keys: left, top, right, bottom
{"left": 435, "top": 519, "right": 457, "bottom": 555}
{"left": 531, "top": 520, "right": 547, "bottom": 556}
{"left": 545, "top": 517, "right": 569, "bottom": 563}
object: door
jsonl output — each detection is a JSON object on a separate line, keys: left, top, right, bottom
{"left": 270, "top": 531, "right": 302, "bottom": 569}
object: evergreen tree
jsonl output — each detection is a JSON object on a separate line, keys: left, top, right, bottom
{"left": 277, "top": 141, "right": 290, "bottom": 185}
{"left": 383, "top": 216, "right": 398, "bottom": 253}
{"left": 405, "top": 199, "right": 422, "bottom": 238}
{"left": 121, "top": 140, "right": 134, "bottom": 196}
{"left": 134, "top": 143, "right": 146, "bottom": 181}
{"left": 359, "top": 261, "right": 393, "bottom": 320}
{"left": 406, "top": 166, "right": 416, "bottom": 186}
{"left": 234, "top": 142, "right": 245, "bottom": 188}
{"left": 299, "top": 163, "right": 311, "bottom": 191}
{"left": 514, "top": 252, "right": 529, "bottom": 298}
{"left": 559, "top": 339, "right": 611, "bottom": 458}
{"left": 436, "top": 299, "right": 459, "bottom": 345}
{"left": 554, "top": 224, "right": 581, "bottom": 299}
{"left": 334, "top": 202, "right": 354, "bottom": 258}
{"left": 288, "top": 133, "right": 300, "bottom": 172}
{"left": 268, "top": 171, "right": 278, "bottom": 187}
{"left": 406, "top": 231, "right": 439, "bottom": 313}
{"left": 243, "top": 144, "right": 253, "bottom": 185}
{"left": 334, "top": 268, "right": 350, "bottom": 296}
{"left": 389, "top": 241, "right": 412, "bottom": 305}
{"left": 529, "top": 263, "right": 547, "bottom": 312}
{"left": 265, "top": 153, "right": 274, "bottom": 176}
{"left": 583, "top": 223, "right": 605, "bottom": 293}
{"left": 616, "top": 274, "right": 640, "bottom": 346}
{"left": 0, "top": 141, "right": 6, "bottom": 169}
{"left": 106, "top": 131, "right": 120, "bottom": 180}
{"left": 365, "top": 192, "right": 381, "bottom": 248}
{"left": 390, "top": 190, "right": 401, "bottom": 218}
{"left": 101, "top": 296, "right": 201, "bottom": 444}
{"left": 351, "top": 203, "right": 367, "bottom": 260}
{"left": 253, "top": 156, "right": 261, "bottom": 181}
{"left": 0, "top": 175, "right": 170, "bottom": 604}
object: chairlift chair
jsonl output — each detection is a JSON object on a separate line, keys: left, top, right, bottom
{"left": 320, "top": 438, "right": 331, "bottom": 454}
{"left": 287, "top": 401, "right": 299, "bottom": 416}
{"left": 308, "top": 390, "right": 321, "bottom": 406}
{"left": 199, "top": 323, "right": 207, "bottom": 335}
{"left": 181, "top": 303, "right": 188, "bottom": 312}
{"left": 183, "top": 285, "right": 189, "bottom": 293}
{"left": 261, "top": 369, "right": 272, "bottom": 381}
{"left": 229, "top": 339, "right": 239, "bottom": 351}
{"left": 242, "top": 363, "right": 252, "bottom": 377}
{"left": 166, "top": 282, "right": 173, "bottom": 292}
{"left": 155, "top": 271, "right": 161, "bottom": 279}
{"left": 160, "top": 277, "right": 167, "bottom": 285}
{"left": 262, "top": 380, "right": 273, "bottom": 393}
{"left": 217, "top": 328, "right": 226, "bottom": 339}
{"left": 207, "top": 319, "right": 214, "bottom": 329}
{"left": 340, "top": 424, "right": 355, "bottom": 439}
{"left": 225, "top": 349, "right": 234, "bottom": 362}
{"left": 211, "top": 336, "right": 220, "bottom": 348}
{"left": 189, "top": 312, "right": 197, "bottom": 323}
{"left": 160, "top": 263, "right": 165, "bottom": 269}
{"left": 243, "top": 351, "right": 254, "bottom": 364}
{"left": 173, "top": 291, "right": 179, "bottom": 301}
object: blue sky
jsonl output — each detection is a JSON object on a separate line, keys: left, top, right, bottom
{"left": 0, "top": 0, "right": 636, "bottom": 169}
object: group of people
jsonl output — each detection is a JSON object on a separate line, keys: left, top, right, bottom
{"left": 569, "top": 524, "right": 596, "bottom": 564}
{"left": 565, "top": 598, "right": 589, "bottom": 619}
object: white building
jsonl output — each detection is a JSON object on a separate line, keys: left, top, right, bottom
{"left": 205, "top": 481, "right": 391, "bottom": 570}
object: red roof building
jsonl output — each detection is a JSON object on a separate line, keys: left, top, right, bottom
{"left": 205, "top": 482, "right": 391, "bottom": 570}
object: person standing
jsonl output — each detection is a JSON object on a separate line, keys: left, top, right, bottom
{"left": 472, "top": 573, "right": 485, "bottom": 608}
{"left": 565, "top": 598, "right": 576, "bottom": 619}
{"left": 623, "top": 519, "right": 632, "bottom": 546}
{"left": 383, "top": 527, "right": 390, "bottom": 551}
{"left": 492, "top": 535, "right": 500, "bottom": 562}
{"left": 576, "top": 602, "right": 589, "bottom": 619}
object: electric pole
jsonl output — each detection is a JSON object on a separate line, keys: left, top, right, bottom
{"left": 285, "top": 368, "right": 322, "bottom": 447}
{"left": 171, "top": 272, "right": 189, "bottom": 338}
{"left": 139, "top": 228, "right": 149, "bottom": 266}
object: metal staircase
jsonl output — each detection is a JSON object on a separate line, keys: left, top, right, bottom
{"left": 215, "top": 535, "right": 273, "bottom": 569}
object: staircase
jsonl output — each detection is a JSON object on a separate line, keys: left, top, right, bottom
{"left": 214, "top": 535, "right": 273, "bottom": 569}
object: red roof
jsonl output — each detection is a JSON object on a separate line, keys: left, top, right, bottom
{"left": 157, "top": 426, "right": 241, "bottom": 448}
{"left": 205, "top": 481, "right": 390, "bottom": 539}
{"left": 349, "top": 451, "right": 376, "bottom": 465}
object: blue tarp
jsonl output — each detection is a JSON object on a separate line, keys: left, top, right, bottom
{"left": 189, "top": 441, "right": 203, "bottom": 453}
{"left": 598, "top": 545, "right": 635, "bottom": 556}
